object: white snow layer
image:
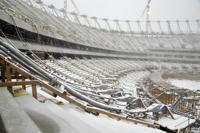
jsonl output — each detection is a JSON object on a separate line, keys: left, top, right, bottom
{"left": 167, "top": 79, "right": 200, "bottom": 91}
{"left": 15, "top": 90, "right": 165, "bottom": 133}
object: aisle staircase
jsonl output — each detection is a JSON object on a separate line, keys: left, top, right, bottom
{"left": 0, "top": 87, "right": 42, "bottom": 133}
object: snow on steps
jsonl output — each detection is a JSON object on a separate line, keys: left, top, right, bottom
{"left": 0, "top": 88, "right": 41, "bottom": 133}
{"left": 15, "top": 94, "right": 165, "bottom": 133}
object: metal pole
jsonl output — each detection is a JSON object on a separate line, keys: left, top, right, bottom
{"left": 103, "top": 18, "right": 111, "bottom": 31}
{"left": 80, "top": 15, "right": 91, "bottom": 27}
{"left": 91, "top": 17, "right": 101, "bottom": 29}
{"left": 125, "top": 20, "right": 134, "bottom": 34}
{"left": 71, "top": 12, "right": 81, "bottom": 24}
{"left": 167, "top": 20, "right": 173, "bottom": 34}
{"left": 157, "top": 21, "right": 164, "bottom": 34}
{"left": 136, "top": 20, "right": 143, "bottom": 34}
{"left": 114, "top": 19, "right": 122, "bottom": 32}
{"left": 186, "top": 20, "right": 192, "bottom": 33}
{"left": 176, "top": 20, "right": 182, "bottom": 34}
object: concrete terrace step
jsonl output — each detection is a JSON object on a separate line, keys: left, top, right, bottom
{"left": 0, "top": 87, "right": 42, "bottom": 133}
{"left": 14, "top": 94, "right": 165, "bottom": 133}
{"left": 14, "top": 95, "right": 102, "bottom": 133}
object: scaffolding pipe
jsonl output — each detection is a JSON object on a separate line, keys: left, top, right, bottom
{"left": 0, "top": 38, "right": 122, "bottom": 112}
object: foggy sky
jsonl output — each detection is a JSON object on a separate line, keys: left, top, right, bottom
{"left": 43, "top": 0, "right": 200, "bottom": 20}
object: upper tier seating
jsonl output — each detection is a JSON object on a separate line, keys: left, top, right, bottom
{"left": 0, "top": 0, "right": 200, "bottom": 53}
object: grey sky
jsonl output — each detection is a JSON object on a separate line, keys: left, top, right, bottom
{"left": 43, "top": 0, "right": 200, "bottom": 20}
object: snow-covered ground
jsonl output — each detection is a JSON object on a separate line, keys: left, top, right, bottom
{"left": 21, "top": 87, "right": 165, "bottom": 133}
{"left": 155, "top": 114, "right": 195, "bottom": 130}
{"left": 167, "top": 79, "right": 200, "bottom": 91}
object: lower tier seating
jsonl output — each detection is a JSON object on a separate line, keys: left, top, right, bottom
{"left": 0, "top": 87, "right": 41, "bottom": 133}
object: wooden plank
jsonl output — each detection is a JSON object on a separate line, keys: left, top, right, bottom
{"left": 0, "top": 80, "right": 38, "bottom": 87}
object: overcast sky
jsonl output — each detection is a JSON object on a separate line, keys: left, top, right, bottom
{"left": 43, "top": 0, "right": 200, "bottom": 21}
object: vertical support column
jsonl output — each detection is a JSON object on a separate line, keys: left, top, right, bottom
{"left": 170, "top": 94, "right": 173, "bottom": 104}
{"left": 91, "top": 17, "right": 101, "bottom": 29}
{"left": 185, "top": 20, "right": 192, "bottom": 33}
{"left": 0, "top": 66, "right": 4, "bottom": 82}
{"left": 81, "top": 15, "right": 91, "bottom": 27}
{"left": 157, "top": 20, "right": 164, "bottom": 34}
{"left": 136, "top": 20, "right": 143, "bottom": 34}
{"left": 176, "top": 20, "right": 182, "bottom": 34}
{"left": 71, "top": 12, "right": 81, "bottom": 24}
{"left": 32, "top": 83, "right": 37, "bottom": 99}
{"left": 126, "top": 20, "right": 134, "bottom": 34}
{"left": 22, "top": 77, "right": 26, "bottom": 90}
{"left": 114, "top": 19, "right": 122, "bottom": 32}
{"left": 0, "top": 59, "right": 6, "bottom": 82}
{"left": 167, "top": 20, "right": 173, "bottom": 34}
{"left": 103, "top": 18, "right": 111, "bottom": 31}
{"left": 5, "top": 65, "right": 12, "bottom": 93}
{"left": 172, "top": 91, "right": 175, "bottom": 103}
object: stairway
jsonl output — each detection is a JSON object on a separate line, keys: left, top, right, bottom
{"left": 0, "top": 87, "right": 41, "bottom": 133}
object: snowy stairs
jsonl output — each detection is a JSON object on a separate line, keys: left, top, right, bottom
{"left": 0, "top": 88, "right": 42, "bottom": 133}
{"left": 14, "top": 95, "right": 102, "bottom": 133}
{"left": 14, "top": 94, "right": 165, "bottom": 133}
